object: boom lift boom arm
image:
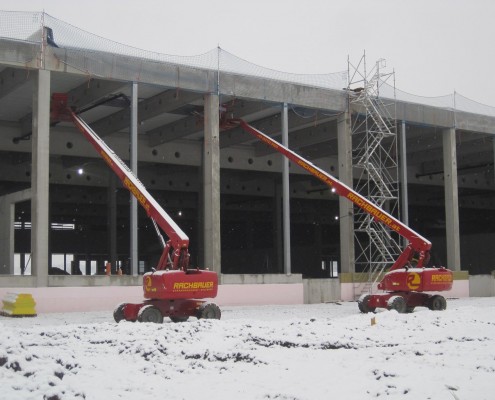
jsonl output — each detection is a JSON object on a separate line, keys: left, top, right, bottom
{"left": 51, "top": 94, "right": 190, "bottom": 271}
{"left": 228, "top": 118, "right": 453, "bottom": 313}
{"left": 230, "top": 119, "right": 431, "bottom": 271}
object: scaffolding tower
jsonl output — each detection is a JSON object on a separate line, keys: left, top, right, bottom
{"left": 347, "top": 53, "right": 402, "bottom": 295}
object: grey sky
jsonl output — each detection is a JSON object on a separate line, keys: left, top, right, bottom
{"left": 2, "top": 0, "right": 495, "bottom": 106}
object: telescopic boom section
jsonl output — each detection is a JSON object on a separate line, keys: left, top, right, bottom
{"left": 230, "top": 119, "right": 432, "bottom": 271}
{"left": 51, "top": 94, "right": 190, "bottom": 271}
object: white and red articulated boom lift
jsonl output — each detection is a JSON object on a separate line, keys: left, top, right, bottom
{"left": 51, "top": 93, "right": 220, "bottom": 323}
{"left": 226, "top": 118, "right": 453, "bottom": 313}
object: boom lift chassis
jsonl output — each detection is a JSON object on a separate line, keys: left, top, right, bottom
{"left": 226, "top": 118, "right": 453, "bottom": 313}
{"left": 51, "top": 94, "right": 221, "bottom": 323}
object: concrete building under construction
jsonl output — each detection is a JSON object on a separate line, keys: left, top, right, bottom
{"left": 0, "top": 11, "right": 494, "bottom": 311}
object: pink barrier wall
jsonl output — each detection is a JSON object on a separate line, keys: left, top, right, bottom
{"left": 0, "top": 280, "right": 468, "bottom": 314}
{"left": 0, "top": 286, "right": 144, "bottom": 313}
{"left": 215, "top": 283, "right": 304, "bottom": 306}
{"left": 0, "top": 283, "right": 304, "bottom": 314}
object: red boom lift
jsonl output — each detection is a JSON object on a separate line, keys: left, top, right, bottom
{"left": 226, "top": 118, "right": 453, "bottom": 313}
{"left": 51, "top": 93, "right": 221, "bottom": 323}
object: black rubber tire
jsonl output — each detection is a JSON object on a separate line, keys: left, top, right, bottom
{"left": 197, "top": 303, "right": 221, "bottom": 320}
{"left": 358, "top": 294, "right": 376, "bottom": 313}
{"left": 137, "top": 305, "right": 164, "bottom": 323}
{"left": 170, "top": 316, "right": 189, "bottom": 323}
{"left": 113, "top": 303, "right": 126, "bottom": 323}
{"left": 428, "top": 295, "right": 447, "bottom": 311}
{"left": 406, "top": 306, "right": 415, "bottom": 313}
{"left": 387, "top": 296, "right": 407, "bottom": 313}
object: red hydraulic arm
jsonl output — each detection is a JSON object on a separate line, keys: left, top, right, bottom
{"left": 229, "top": 118, "right": 432, "bottom": 272}
{"left": 51, "top": 94, "right": 190, "bottom": 271}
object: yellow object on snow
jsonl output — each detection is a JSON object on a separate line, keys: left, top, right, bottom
{"left": 1, "top": 292, "right": 37, "bottom": 317}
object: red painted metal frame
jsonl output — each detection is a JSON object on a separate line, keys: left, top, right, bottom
{"left": 143, "top": 269, "right": 218, "bottom": 300}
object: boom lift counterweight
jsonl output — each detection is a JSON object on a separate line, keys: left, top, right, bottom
{"left": 225, "top": 118, "right": 453, "bottom": 313}
{"left": 51, "top": 93, "right": 221, "bottom": 323}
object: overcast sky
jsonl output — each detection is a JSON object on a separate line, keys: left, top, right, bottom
{"left": 2, "top": 0, "right": 495, "bottom": 107}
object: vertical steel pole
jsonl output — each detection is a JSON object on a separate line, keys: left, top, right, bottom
{"left": 281, "top": 103, "right": 291, "bottom": 275}
{"left": 400, "top": 120, "right": 409, "bottom": 228}
{"left": 130, "top": 82, "right": 138, "bottom": 275}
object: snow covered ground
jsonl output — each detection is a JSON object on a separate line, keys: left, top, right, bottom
{"left": 1, "top": 297, "right": 494, "bottom": 400}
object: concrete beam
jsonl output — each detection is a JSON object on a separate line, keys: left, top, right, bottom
{"left": 0, "top": 67, "right": 33, "bottom": 100}
{"left": 41, "top": 47, "right": 495, "bottom": 136}
{"left": 219, "top": 73, "right": 347, "bottom": 112}
{"left": 222, "top": 111, "right": 320, "bottom": 149}
{"left": 66, "top": 78, "right": 127, "bottom": 110}
{"left": 147, "top": 98, "right": 272, "bottom": 146}
{"left": 91, "top": 89, "right": 203, "bottom": 137}
{"left": 395, "top": 101, "right": 454, "bottom": 129}
{"left": 255, "top": 119, "right": 337, "bottom": 156}
{"left": 455, "top": 111, "right": 495, "bottom": 135}
{"left": 0, "top": 40, "right": 40, "bottom": 69}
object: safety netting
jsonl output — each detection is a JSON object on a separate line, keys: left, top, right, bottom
{"left": 1, "top": 10, "right": 495, "bottom": 118}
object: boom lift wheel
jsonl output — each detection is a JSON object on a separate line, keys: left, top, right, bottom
{"left": 113, "top": 303, "right": 126, "bottom": 323}
{"left": 387, "top": 296, "right": 407, "bottom": 313}
{"left": 138, "top": 305, "right": 164, "bottom": 323}
{"left": 428, "top": 295, "right": 447, "bottom": 311}
{"left": 358, "top": 294, "right": 376, "bottom": 313}
{"left": 197, "top": 303, "right": 221, "bottom": 320}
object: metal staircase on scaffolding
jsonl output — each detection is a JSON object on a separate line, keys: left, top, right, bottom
{"left": 347, "top": 54, "right": 402, "bottom": 298}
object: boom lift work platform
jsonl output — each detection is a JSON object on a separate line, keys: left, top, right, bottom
{"left": 224, "top": 118, "right": 453, "bottom": 313}
{"left": 51, "top": 93, "right": 221, "bottom": 323}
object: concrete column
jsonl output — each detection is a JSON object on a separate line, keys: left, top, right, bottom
{"left": 130, "top": 82, "right": 138, "bottom": 276}
{"left": 337, "top": 111, "right": 355, "bottom": 273}
{"left": 443, "top": 127, "right": 461, "bottom": 271}
{"left": 203, "top": 94, "right": 221, "bottom": 274}
{"left": 31, "top": 69, "right": 51, "bottom": 286}
{"left": 281, "top": 103, "right": 291, "bottom": 275}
